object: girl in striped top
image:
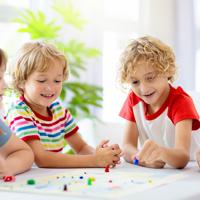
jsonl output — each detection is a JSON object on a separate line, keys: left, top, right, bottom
{"left": 5, "top": 42, "right": 121, "bottom": 168}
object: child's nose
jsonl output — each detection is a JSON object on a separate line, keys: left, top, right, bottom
{"left": 139, "top": 81, "right": 148, "bottom": 93}
{"left": 44, "top": 84, "right": 52, "bottom": 92}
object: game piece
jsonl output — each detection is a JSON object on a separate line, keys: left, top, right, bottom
{"left": 27, "top": 179, "right": 36, "bottom": 185}
{"left": 90, "top": 177, "right": 95, "bottom": 181}
{"left": 87, "top": 178, "right": 92, "bottom": 186}
{"left": 105, "top": 165, "right": 110, "bottom": 172}
{"left": 133, "top": 158, "right": 139, "bottom": 165}
{"left": 63, "top": 184, "right": 68, "bottom": 191}
{"left": 3, "top": 176, "right": 15, "bottom": 182}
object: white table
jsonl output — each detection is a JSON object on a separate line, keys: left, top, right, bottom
{"left": 0, "top": 161, "right": 200, "bottom": 200}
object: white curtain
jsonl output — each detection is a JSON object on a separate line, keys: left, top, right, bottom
{"left": 140, "top": 0, "right": 196, "bottom": 91}
{"left": 174, "top": 0, "right": 196, "bottom": 90}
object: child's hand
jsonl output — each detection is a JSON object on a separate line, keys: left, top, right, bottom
{"left": 98, "top": 139, "right": 110, "bottom": 148}
{"left": 196, "top": 149, "right": 200, "bottom": 168}
{"left": 98, "top": 140, "right": 123, "bottom": 167}
{"left": 95, "top": 141, "right": 122, "bottom": 167}
{"left": 138, "top": 159, "right": 165, "bottom": 168}
{"left": 109, "top": 144, "right": 123, "bottom": 167}
{"left": 135, "top": 139, "right": 165, "bottom": 168}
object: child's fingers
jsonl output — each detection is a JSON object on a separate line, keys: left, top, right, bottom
{"left": 112, "top": 148, "right": 122, "bottom": 156}
{"left": 112, "top": 160, "right": 121, "bottom": 165}
{"left": 137, "top": 146, "right": 150, "bottom": 162}
{"left": 145, "top": 149, "right": 160, "bottom": 163}
{"left": 116, "top": 160, "right": 121, "bottom": 164}
{"left": 109, "top": 164, "right": 116, "bottom": 168}
{"left": 112, "top": 156, "right": 120, "bottom": 162}
{"left": 110, "top": 157, "right": 122, "bottom": 167}
{"left": 119, "top": 151, "right": 124, "bottom": 157}
{"left": 148, "top": 161, "right": 165, "bottom": 169}
{"left": 139, "top": 159, "right": 165, "bottom": 168}
{"left": 97, "top": 140, "right": 109, "bottom": 148}
{"left": 138, "top": 140, "right": 159, "bottom": 163}
{"left": 110, "top": 144, "right": 120, "bottom": 150}
{"left": 143, "top": 147, "right": 155, "bottom": 162}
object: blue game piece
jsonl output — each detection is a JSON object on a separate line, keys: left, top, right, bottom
{"left": 133, "top": 158, "right": 139, "bottom": 165}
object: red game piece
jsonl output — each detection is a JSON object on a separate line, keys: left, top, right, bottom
{"left": 3, "top": 175, "right": 16, "bottom": 182}
{"left": 105, "top": 165, "right": 110, "bottom": 173}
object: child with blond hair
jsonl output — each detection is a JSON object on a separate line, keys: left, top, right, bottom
{"left": 5, "top": 42, "right": 121, "bottom": 168}
{"left": 118, "top": 36, "right": 200, "bottom": 169}
{"left": 0, "top": 48, "right": 33, "bottom": 178}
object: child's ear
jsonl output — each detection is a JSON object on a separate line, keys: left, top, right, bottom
{"left": 18, "top": 81, "right": 25, "bottom": 90}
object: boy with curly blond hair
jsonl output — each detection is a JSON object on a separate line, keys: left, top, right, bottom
{"left": 119, "top": 36, "right": 200, "bottom": 169}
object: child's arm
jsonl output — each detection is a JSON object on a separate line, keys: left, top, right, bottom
{"left": 66, "top": 133, "right": 122, "bottom": 167}
{"left": 66, "top": 133, "right": 118, "bottom": 155}
{"left": 0, "top": 134, "right": 34, "bottom": 178}
{"left": 161, "top": 119, "right": 191, "bottom": 168}
{"left": 25, "top": 133, "right": 121, "bottom": 168}
{"left": 66, "top": 132, "right": 95, "bottom": 155}
{"left": 138, "top": 119, "right": 191, "bottom": 169}
{"left": 123, "top": 121, "right": 165, "bottom": 168}
{"left": 123, "top": 121, "right": 139, "bottom": 163}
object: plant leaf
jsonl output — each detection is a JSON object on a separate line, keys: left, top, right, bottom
{"left": 52, "top": 0, "right": 87, "bottom": 30}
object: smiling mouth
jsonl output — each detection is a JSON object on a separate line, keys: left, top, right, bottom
{"left": 143, "top": 91, "right": 155, "bottom": 97}
{"left": 41, "top": 94, "right": 54, "bottom": 98}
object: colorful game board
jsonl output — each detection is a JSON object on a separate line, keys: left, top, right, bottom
{"left": 0, "top": 167, "right": 187, "bottom": 199}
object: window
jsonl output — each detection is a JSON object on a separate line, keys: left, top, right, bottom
{"left": 102, "top": 0, "right": 140, "bottom": 122}
{"left": 0, "top": 0, "right": 30, "bottom": 56}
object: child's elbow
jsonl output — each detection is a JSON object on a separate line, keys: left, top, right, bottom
{"left": 34, "top": 161, "right": 45, "bottom": 168}
{"left": 33, "top": 152, "right": 49, "bottom": 168}
{"left": 34, "top": 156, "right": 47, "bottom": 168}
{"left": 22, "top": 146, "right": 34, "bottom": 169}
{"left": 175, "top": 153, "right": 190, "bottom": 169}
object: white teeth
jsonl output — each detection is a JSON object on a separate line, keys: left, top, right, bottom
{"left": 41, "top": 94, "right": 53, "bottom": 97}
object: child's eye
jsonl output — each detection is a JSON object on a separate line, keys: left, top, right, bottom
{"left": 131, "top": 80, "right": 139, "bottom": 85}
{"left": 146, "top": 75, "right": 156, "bottom": 82}
{"left": 55, "top": 80, "right": 62, "bottom": 83}
{"left": 37, "top": 80, "right": 45, "bottom": 83}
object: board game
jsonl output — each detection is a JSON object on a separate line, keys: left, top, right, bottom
{"left": 0, "top": 166, "right": 187, "bottom": 199}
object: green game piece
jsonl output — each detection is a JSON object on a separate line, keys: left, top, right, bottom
{"left": 87, "top": 178, "right": 92, "bottom": 186}
{"left": 27, "top": 179, "right": 36, "bottom": 185}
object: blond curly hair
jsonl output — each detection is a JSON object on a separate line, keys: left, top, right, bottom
{"left": 11, "top": 41, "right": 68, "bottom": 94}
{"left": 118, "top": 36, "right": 177, "bottom": 85}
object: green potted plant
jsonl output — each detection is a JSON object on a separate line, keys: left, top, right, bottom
{"left": 14, "top": 0, "right": 102, "bottom": 120}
